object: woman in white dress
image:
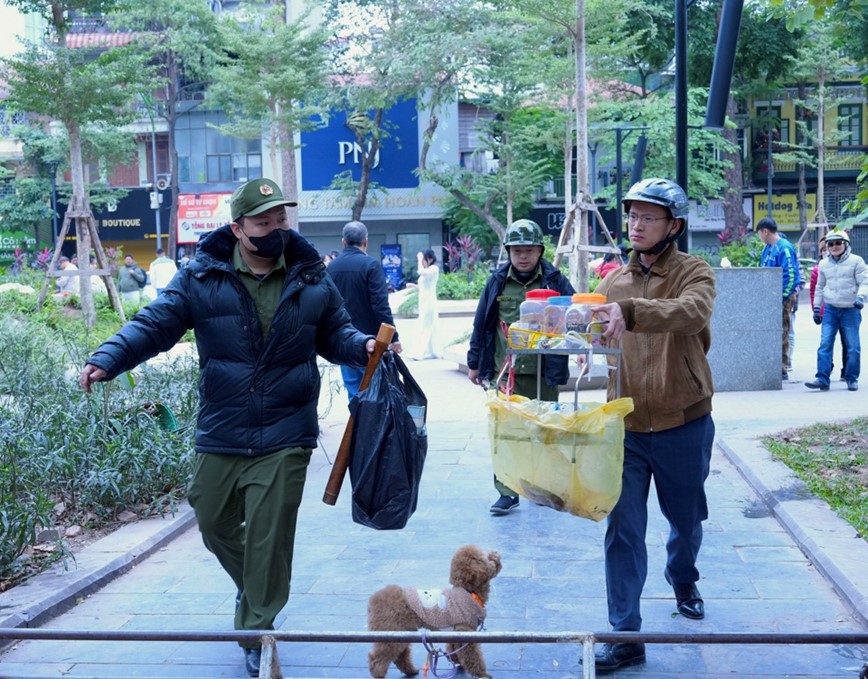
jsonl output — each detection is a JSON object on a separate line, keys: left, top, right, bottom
{"left": 412, "top": 249, "right": 441, "bottom": 359}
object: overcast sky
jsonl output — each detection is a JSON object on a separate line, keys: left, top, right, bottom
{"left": 0, "top": 2, "right": 26, "bottom": 59}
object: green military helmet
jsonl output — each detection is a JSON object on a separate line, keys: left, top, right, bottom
{"left": 504, "top": 219, "right": 545, "bottom": 247}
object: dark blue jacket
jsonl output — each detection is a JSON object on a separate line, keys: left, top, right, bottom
{"left": 327, "top": 246, "right": 399, "bottom": 341}
{"left": 467, "top": 260, "right": 575, "bottom": 386}
{"left": 86, "top": 226, "right": 370, "bottom": 456}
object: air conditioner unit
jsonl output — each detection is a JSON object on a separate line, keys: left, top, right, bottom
{"left": 155, "top": 174, "right": 171, "bottom": 191}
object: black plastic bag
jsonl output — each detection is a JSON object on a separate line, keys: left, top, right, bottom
{"left": 348, "top": 352, "right": 427, "bottom": 530}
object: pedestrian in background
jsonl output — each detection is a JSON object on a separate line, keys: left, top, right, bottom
{"left": 79, "top": 178, "right": 376, "bottom": 678}
{"left": 149, "top": 247, "right": 178, "bottom": 296}
{"left": 408, "top": 248, "right": 441, "bottom": 360}
{"left": 55, "top": 255, "right": 79, "bottom": 296}
{"left": 328, "top": 221, "right": 401, "bottom": 399}
{"left": 806, "top": 229, "right": 867, "bottom": 392}
{"left": 756, "top": 217, "right": 801, "bottom": 381}
{"left": 117, "top": 254, "right": 146, "bottom": 304}
{"left": 810, "top": 235, "right": 847, "bottom": 381}
{"left": 588, "top": 178, "right": 716, "bottom": 674}
{"left": 467, "top": 219, "right": 574, "bottom": 516}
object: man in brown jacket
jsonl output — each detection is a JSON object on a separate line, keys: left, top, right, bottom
{"left": 586, "top": 178, "right": 716, "bottom": 674}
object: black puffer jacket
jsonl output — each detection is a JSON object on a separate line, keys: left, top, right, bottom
{"left": 467, "top": 260, "right": 575, "bottom": 386}
{"left": 86, "top": 225, "right": 370, "bottom": 456}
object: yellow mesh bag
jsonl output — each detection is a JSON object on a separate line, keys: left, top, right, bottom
{"left": 487, "top": 393, "right": 634, "bottom": 521}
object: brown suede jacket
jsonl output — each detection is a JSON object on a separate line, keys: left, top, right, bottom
{"left": 596, "top": 242, "right": 716, "bottom": 433}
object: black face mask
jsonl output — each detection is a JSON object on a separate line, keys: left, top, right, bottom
{"left": 246, "top": 228, "right": 290, "bottom": 259}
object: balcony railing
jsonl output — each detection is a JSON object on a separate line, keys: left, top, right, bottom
{"left": 752, "top": 146, "right": 867, "bottom": 177}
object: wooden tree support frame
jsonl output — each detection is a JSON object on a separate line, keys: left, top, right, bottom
{"left": 37, "top": 207, "right": 126, "bottom": 323}
{"left": 796, "top": 216, "right": 831, "bottom": 262}
{"left": 553, "top": 197, "right": 620, "bottom": 268}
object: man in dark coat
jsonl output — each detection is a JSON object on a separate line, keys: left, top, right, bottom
{"left": 327, "top": 220, "right": 401, "bottom": 399}
{"left": 79, "top": 178, "right": 375, "bottom": 678}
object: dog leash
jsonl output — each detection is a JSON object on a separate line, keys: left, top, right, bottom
{"left": 420, "top": 624, "right": 485, "bottom": 679}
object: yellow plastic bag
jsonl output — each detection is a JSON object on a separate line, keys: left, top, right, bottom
{"left": 487, "top": 393, "right": 634, "bottom": 521}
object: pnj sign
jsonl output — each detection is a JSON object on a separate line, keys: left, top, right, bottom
{"left": 301, "top": 99, "right": 419, "bottom": 191}
{"left": 338, "top": 141, "right": 380, "bottom": 169}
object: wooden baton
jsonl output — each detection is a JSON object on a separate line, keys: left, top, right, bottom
{"left": 322, "top": 322, "right": 396, "bottom": 505}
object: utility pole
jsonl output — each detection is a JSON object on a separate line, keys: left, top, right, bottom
{"left": 150, "top": 116, "right": 163, "bottom": 250}
{"left": 675, "top": 0, "right": 689, "bottom": 252}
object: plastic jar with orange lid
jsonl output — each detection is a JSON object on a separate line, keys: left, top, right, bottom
{"left": 565, "top": 293, "right": 607, "bottom": 337}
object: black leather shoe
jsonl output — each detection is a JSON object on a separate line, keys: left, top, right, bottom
{"left": 666, "top": 572, "right": 704, "bottom": 619}
{"left": 243, "top": 647, "right": 261, "bottom": 677}
{"left": 591, "top": 642, "right": 646, "bottom": 673}
{"left": 805, "top": 380, "right": 830, "bottom": 391}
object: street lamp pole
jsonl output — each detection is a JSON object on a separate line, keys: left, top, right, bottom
{"left": 150, "top": 122, "right": 162, "bottom": 250}
{"left": 614, "top": 126, "right": 649, "bottom": 241}
{"left": 675, "top": 0, "right": 689, "bottom": 251}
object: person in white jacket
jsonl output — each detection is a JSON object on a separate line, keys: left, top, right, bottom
{"left": 148, "top": 247, "right": 178, "bottom": 295}
{"left": 807, "top": 229, "right": 867, "bottom": 392}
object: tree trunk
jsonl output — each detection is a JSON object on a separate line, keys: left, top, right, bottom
{"left": 796, "top": 82, "right": 808, "bottom": 237}
{"left": 351, "top": 108, "right": 383, "bottom": 222}
{"left": 721, "top": 95, "right": 749, "bottom": 235}
{"left": 165, "top": 57, "right": 180, "bottom": 260}
{"left": 573, "top": 0, "right": 590, "bottom": 292}
{"left": 279, "top": 103, "right": 300, "bottom": 231}
{"left": 68, "top": 120, "right": 96, "bottom": 327}
{"left": 814, "top": 79, "right": 827, "bottom": 226}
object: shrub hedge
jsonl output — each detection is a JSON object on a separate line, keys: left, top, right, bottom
{"left": 0, "top": 286, "right": 198, "bottom": 577}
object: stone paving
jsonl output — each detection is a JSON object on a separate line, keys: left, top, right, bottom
{"left": 0, "top": 299, "right": 866, "bottom": 678}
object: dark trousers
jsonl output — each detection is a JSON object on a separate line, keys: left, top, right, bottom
{"left": 188, "top": 447, "right": 311, "bottom": 646}
{"left": 604, "top": 414, "right": 714, "bottom": 631}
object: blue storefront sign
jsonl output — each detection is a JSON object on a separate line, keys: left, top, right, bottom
{"left": 380, "top": 243, "right": 404, "bottom": 291}
{"left": 300, "top": 99, "right": 420, "bottom": 191}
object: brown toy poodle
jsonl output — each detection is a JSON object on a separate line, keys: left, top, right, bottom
{"left": 367, "top": 544, "right": 502, "bottom": 678}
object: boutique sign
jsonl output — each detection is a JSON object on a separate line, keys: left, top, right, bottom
{"left": 300, "top": 99, "right": 419, "bottom": 191}
{"left": 58, "top": 189, "right": 171, "bottom": 241}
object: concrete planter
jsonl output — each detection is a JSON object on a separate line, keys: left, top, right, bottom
{"left": 709, "top": 267, "right": 782, "bottom": 391}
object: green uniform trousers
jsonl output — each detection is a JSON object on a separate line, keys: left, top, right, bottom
{"left": 494, "top": 372, "right": 559, "bottom": 497}
{"left": 188, "top": 446, "right": 311, "bottom": 647}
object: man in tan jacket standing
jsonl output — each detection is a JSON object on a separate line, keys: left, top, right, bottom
{"left": 585, "top": 178, "right": 716, "bottom": 674}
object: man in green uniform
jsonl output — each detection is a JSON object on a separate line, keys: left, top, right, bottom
{"left": 80, "top": 178, "right": 375, "bottom": 677}
{"left": 467, "top": 219, "right": 574, "bottom": 514}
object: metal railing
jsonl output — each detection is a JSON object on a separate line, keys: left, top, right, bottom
{"left": 2, "top": 628, "right": 867, "bottom": 679}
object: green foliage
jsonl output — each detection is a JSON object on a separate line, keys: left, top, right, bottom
{"left": 397, "top": 287, "right": 419, "bottom": 316}
{"left": 591, "top": 88, "right": 738, "bottom": 209}
{"left": 207, "top": 2, "right": 327, "bottom": 142}
{"left": 397, "top": 268, "right": 490, "bottom": 316}
{"left": 0, "top": 302, "right": 198, "bottom": 576}
{"left": 437, "top": 269, "right": 490, "bottom": 301}
{"left": 718, "top": 235, "right": 763, "bottom": 268}
{"left": 762, "top": 417, "right": 868, "bottom": 539}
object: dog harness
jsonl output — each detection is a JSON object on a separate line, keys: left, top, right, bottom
{"left": 404, "top": 587, "right": 486, "bottom": 631}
